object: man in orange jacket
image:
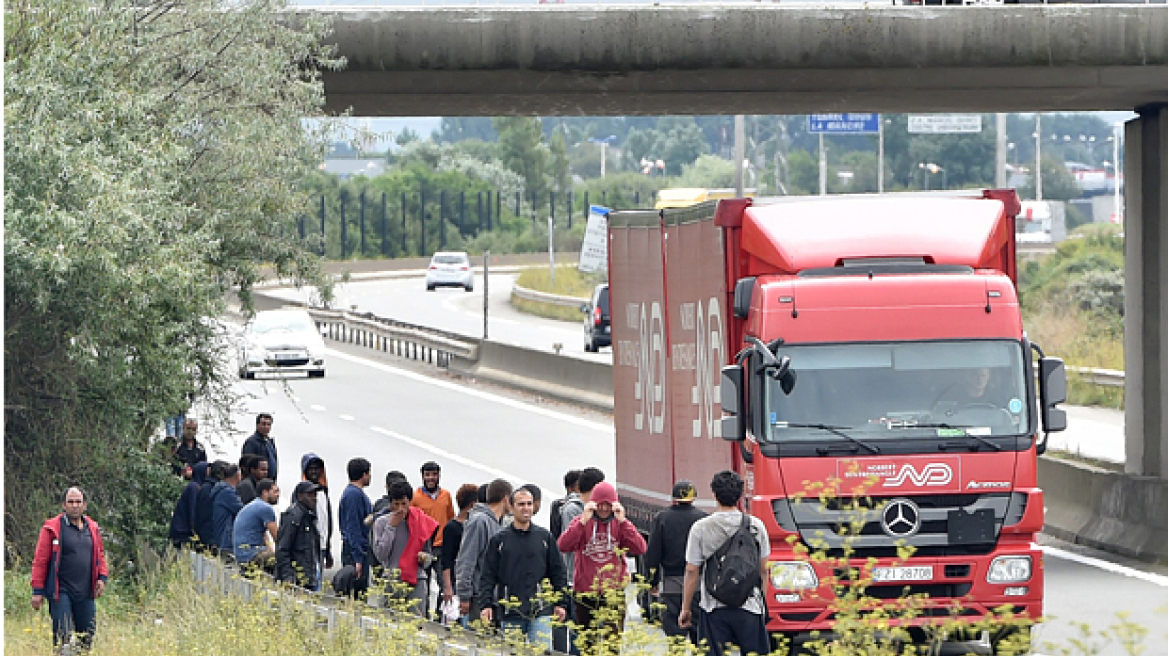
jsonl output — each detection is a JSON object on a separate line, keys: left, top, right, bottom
{"left": 412, "top": 461, "right": 455, "bottom": 613}
{"left": 31, "top": 487, "right": 109, "bottom": 651}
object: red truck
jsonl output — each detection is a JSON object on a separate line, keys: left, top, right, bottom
{"left": 607, "top": 191, "right": 1068, "bottom": 653}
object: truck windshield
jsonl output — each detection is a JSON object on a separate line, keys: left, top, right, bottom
{"left": 765, "top": 340, "right": 1030, "bottom": 442}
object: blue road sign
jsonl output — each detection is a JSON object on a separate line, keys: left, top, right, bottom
{"left": 808, "top": 113, "right": 880, "bottom": 134}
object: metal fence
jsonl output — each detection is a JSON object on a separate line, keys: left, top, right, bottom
{"left": 302, "top": 189, "right": 650, "bottom": 260}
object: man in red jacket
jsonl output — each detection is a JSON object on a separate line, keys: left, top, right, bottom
{"left": 31, "top": 487, "right": 109, "bottom": 651}
{"left": 556, "top": 481, "right": 646, "bottom": 652}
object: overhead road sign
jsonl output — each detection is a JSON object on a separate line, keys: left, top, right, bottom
{"left": 808, "top": 113, "right": 880, "bottom": 134}
{"left": 908, "top": 114, "right": 983, "bottom": 134}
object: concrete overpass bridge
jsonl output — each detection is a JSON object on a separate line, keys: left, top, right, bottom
{"left": 294, "top": 5, "right": 1167, "bottom": 515}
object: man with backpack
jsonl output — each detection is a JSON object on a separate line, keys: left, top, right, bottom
{"left": 679, "top": 470, "right": 770, "bottom": 656}
{"left": 548, "top": 470, "right": 580, "bottom": 541}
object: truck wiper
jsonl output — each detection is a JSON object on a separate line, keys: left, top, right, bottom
{"left": 775, "top": 422, "right": 881, "bottom": 454}
{"left": 910, "top": 423, "right": 1003, "bottom": 452}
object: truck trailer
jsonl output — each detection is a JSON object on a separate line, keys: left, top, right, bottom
{"left": 607, "top": 191, "right": 1068, "bottom": 652}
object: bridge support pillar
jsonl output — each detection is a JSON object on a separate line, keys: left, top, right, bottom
{"left": 1124, "top": 104, "right": 1168, "bottom": 476}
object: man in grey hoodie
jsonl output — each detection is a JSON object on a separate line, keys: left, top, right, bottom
{"left": 454, "top": 478, "right": 512, "bottom": 621}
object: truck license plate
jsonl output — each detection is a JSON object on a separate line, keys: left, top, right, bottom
{"left": 872, "top": 566, "right": 933, "bottom": 582}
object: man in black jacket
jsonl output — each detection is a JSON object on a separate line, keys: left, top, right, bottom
{"left": 276, "top": 482, "right": 323, "bottom": 591}
{"left": 241, "top": 413, "right": 278, "bottom": 484}
{"left": 477, "top": 487, "right": 567, "bottom": 647}
{"left": 645, "top": 480, "right": 707, "bottom": 643}
{"left": 193, "top": 460, "right": 226, "bottom": 552}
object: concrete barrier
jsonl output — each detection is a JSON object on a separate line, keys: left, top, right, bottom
{"left": 1039, "top": 455, "right": 1168, "bottom": 565}
{"left": 451, "top": 340, "right": 614, "bottom": 413}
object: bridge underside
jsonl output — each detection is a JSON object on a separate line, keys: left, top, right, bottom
{"left": 310, "top": 6, "right": 1168, "bottom": 117}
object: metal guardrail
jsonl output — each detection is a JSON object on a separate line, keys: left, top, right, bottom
{"left": 307, "top": 307, "right": 480, "bottom": 368}
{"left": 1065, "top": 365, "right": 1124, "bottom": 388}
{"left": 299, "top": 300, "right": 1125, "bottom": 391}
{"left": 510, "top": 283, "right": 588, "bottom": 309}
{"left": 188, "top": 551, "right": 544, "bottom": 655}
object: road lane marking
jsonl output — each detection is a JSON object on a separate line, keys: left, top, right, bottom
{"left": 370, "top": 426, "right": 524, "bottom": 482}
{"left": 1041, "top": 545, "right": 1168, "bottom": 587}
{"left": 310, "top": 405, "right": 327, "bottom": 412}
{"left": 325, "top": 348, "right": 613, "bottom": 434}
{"left": 338, "top": 414, "right": 355, "bottom": 421}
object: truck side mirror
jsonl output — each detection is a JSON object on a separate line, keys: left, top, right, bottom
{"left": 721, "top": 364, "right": 745, "bottom": 442}
{"left": 1038, "top": 356, "right": 1068, "bottom": 441}
{"left": 733, "top": 277, "right": 756, "bottom": 320}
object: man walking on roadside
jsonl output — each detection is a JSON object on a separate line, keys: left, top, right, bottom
{"left": 477, "top": 487, "right": 568, "bottom": 647}
{"left": 301, "top": 453, "right": 334, "bottom": 570}
{"left": 455, "top": 478, "right": 512, "bottom": 622}
{"left": 412, "top": 461, "right": 455, "bottom": 613}
{"left": 557, "top": 481, "right": 647, "bottom": 653}
{"left": 234, "top": 480, "right": 281, "bottom": 573}
{"left": 31, "top": 487, "right": 109, "bottom": 653}
{"left": 172, "top": 417, "right": 206, "bottom": 477}
{"left": 646, "top": 480, "right": 707, "bottom": 643}
{"left": 276, "top": 482, "right": 324, "bottom": 590}
{"left": 211, "top": 463, "right": 245, "bottom": 558}
{"left": 236, "top": 454, "right": 269, "bottom": 506}
{"left": 679, "top": 471, "right": 770, "bottom": 656}
{"left": 372, "top": 480, "right": 440, "bottom": 614}
{"left": 339, "top": 457, "right": 373, "bottom": 594}
{"left": 241, "top": 413, "right": 278, "bottom": 485}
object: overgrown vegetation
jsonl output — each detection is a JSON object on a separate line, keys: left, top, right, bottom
{"left": 4, "top": 0, "right": 338, "bottom": 570}
{"left": 1019, "top": 225, "right": 1125, "bottom": 407}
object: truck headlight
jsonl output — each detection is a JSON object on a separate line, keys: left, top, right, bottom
{"left": 987, "top": 556, "right": 1032, "bottom": 584}
{"left": 770, "top": 562, "right": 818, "bottom": 590}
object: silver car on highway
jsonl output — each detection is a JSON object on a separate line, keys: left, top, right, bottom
{"left": 238, "top": 309, "right": 327, "bottom": 379}
{"left": 425, "top": 251, "right": 474, "bottom": 292}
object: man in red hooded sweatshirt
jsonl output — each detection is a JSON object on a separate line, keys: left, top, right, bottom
{"left": 31, "top": 487, "right": 109, "bottom": 652}
{"left": 371, "top": 480, "right": 439, "bottom": 614}
{"left": 556, "top": 481, "right": 646, "bottom": 651}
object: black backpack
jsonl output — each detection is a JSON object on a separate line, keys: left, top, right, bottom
{"left": 703, "top": 514, "right": 762, "bottom": 607}
{"left": 550, "top": 497, "right": 581, "bottom": 539}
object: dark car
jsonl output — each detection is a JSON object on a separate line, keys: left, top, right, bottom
{"left": 581, "top": 283, "right": 610, "bottom": 352}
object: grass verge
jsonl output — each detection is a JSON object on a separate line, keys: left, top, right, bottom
{"left": 511, "top": 265, "right": 606, "bottom": 323}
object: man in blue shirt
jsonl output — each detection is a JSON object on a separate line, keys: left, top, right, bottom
{"left": 233, "top": 480, "right": 280, "bottom": 573}
{"left": 211, "top": 464, "right": 245, "bottom": 557}
{"left": 339, "top": 458, "right": 373, "bottom": 593}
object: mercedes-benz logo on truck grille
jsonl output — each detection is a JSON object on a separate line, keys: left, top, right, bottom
{"left": 881, "top": 498, "right": 922, "bottom": 538}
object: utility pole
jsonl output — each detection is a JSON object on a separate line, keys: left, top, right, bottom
{"left": 996, "top": 113, "right": 1008, "bottom": 189}
{"left": 818, "top": 133, "right": 827, "bottom": 196}
{"left": 1035, "top": 113, "right": 1044, "bottom": 201}
{"left": 734, "top": 115, "right": 746, "bottom": 197}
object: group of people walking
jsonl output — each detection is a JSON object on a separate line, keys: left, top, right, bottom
{"left": 33, "top": 410, "right": 772, "bottom": 656}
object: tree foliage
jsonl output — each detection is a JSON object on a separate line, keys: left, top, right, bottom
{"left": 4, "top": 0, "right": 339, "bottom": 567}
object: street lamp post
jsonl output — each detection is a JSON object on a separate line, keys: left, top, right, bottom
{"left": 588, "top": 135, "right": 616, "bottom": 178}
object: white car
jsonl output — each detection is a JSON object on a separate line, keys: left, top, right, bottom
{"left": 425, "top": 251, "right": 474, "bottom": 292}
{"left": 238, "top": 309, "right": 326, "bottom": 379}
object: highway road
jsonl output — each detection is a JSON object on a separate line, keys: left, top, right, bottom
{"left": 265, "top": 270, "right": 611, "bottom": 362}
{"left": 195, "top": 328, "right": 1167, "bottom": 656}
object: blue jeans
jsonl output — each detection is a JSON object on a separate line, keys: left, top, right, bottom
{"left": 49, "top": 592, "right": 97, "bottom": 648}
{"left": 500, "top": 615, "right": 554, "bottom": 649}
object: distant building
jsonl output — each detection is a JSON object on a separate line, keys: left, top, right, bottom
{"left": 320, "top": 158, "right": 386, "bottom": 180}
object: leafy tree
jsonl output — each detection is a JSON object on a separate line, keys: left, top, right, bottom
{"left": 1019, "top": 156, "right": 1082, "bottom": 201}
{"left": 493, "top": 117, "right": 552, "bottom": 198}
{"left": 434, "top": 117, "right": 497, "bottom": 143}
{"left": 549, "top": 131, "right": 571, "bottom": 192}
{"left": 4, "top": 0, "right": 338, "bottom": 567}
{"left": 787, "top": 149, "right": 820, "bottom": 195}
{"left": 677, "top": 155, "right": 736, "bottom": 189}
